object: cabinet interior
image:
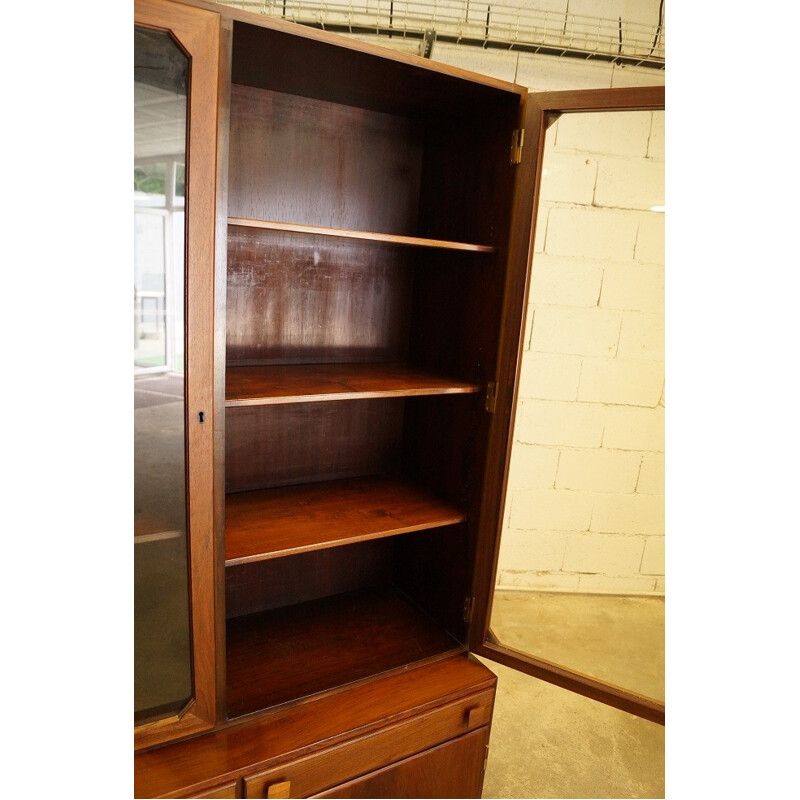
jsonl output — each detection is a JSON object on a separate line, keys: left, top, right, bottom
{"left": 222, "top": 19, "right": 521, "bottom": 720}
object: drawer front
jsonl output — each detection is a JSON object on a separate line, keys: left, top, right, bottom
{"left": 243, "top": 688, "right": 493, "bottom": 799}
{"left": 183, "top": 781, "right": 239, "bottom": 798}
{"left": 313, "top": 728, "right": 489, "bottom": 799}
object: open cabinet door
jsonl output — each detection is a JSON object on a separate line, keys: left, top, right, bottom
{"left": 471, "top": 85, "right": 666, "bottom": 725}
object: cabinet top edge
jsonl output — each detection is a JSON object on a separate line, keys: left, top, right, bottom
{"left": 163, "top": 0, "right": 528, "bottom": 97}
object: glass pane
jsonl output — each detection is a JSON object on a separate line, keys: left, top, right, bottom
{"left": 134, "top": 25, "right": 192, "bottom": 723}
{"left": 490, "top": 109, "right": 665, "bottom": 702}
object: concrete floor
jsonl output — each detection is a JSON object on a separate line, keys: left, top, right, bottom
{"left": 481, "top": 591, "right": 665, "bottom": 798}
{"left": 490, "top": 591, "right": 665, "bottom": 702}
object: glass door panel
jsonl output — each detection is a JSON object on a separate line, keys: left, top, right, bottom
{"left": 133, "top": 24, "right": 192, "bottom": 724}
{"left": 473, "top": 87, "right": 665, "bottom": 724}
{"left": 490, "top": 107, "right": 665, "bottom": 702}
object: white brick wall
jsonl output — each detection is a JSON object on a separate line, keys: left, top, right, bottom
{"left": 530, "top": 307, "right": 622, "bottom": 357}
{"left": 500, "top": 103, "right": 665, "bottom": 596}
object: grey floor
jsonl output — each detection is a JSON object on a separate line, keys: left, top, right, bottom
{"left": 481, "top": 592, "right": 665, "bottom": 799}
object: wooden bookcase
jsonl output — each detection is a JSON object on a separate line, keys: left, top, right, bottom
{"left": 218, "top": 15, "right": 523, "bottom": 723}
{"left": 134, "top": 0, "right": 665, "bottom": 795}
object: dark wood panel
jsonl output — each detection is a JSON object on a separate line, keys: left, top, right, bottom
{"left": 228, "top": 218, "right": 495, "bottom": 252}
{"left": 225, "top": 399, "right": 404, "bottom": 493}
{"left": 400, "top": 394, "right": 485, "bottom": 507}
{"left": 393, "top": 525, "right": 471, "bottom": 644}
{"left": 225, "top": 540, "right": 393, "bottom": 620}
{"left": 228, "top": 84, "right": 422, "bottom": 233}
{"left": 225, "top": 476, "right": 465, "bottom": 565}
{"left": 417, "top": 105, "right": 518, "bottom": 247}
{"left": 314, "top": 728, "right": 489, "bottom": 799}
{"left": 226, "top": 588, "right": 462, "bottom": 718}
{"left": 226, "top": 227, "right": 413, "bottom": 365}
{"left": 134, "top": 654, "right": 496, "bottom": 799}
{"left": 230, "top": 18, "right": 524, "bottom": 118}
{"left": 243, "top": 692, "right": 493, "bottom": 799}
{"left": 226, "top": 364, "right": 479, "bottom": 407}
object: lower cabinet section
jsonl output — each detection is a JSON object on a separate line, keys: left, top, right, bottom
{"left": 135, "top": 655, "right": 497, "bottom": 800}
{"left": 313, "top": 729, "right": 489, "bottom": 799}
{"left": 242, "top": 690, "right": 492, "bottom": 798}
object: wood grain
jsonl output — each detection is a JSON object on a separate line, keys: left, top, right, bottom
{"left": 134, "top": 654, "right": 496, "bottom": 799}
{"left": 229, "top": 218, "right": 495, "bottom": 253}
{"left": 226, "top": 227, "right": 413, "bottom": 366}
{"left": 225, "top": 540, "right": 393, "bottom": 619}
{"left": 225, "top": 399, "right": 403, "bottom": 493}
{"left": 228, "top": 85, "right": 422, "bottom": 233}
{"left": 225, "top": 476, "right": 466, "bottom": 564}
{"left": 225, "top": 588, "right": 462, "bottom": 717}
{"left": 244, "top": 694, "right": 492, "bottom": 799}
{"left": 313, "top": 727, "right": 488, "bottom": 799}
{"left": 225, "top": 364, "right": 479, "bottom": 407}
{"left": 230, "top": 16, "right": 524, "bottom": 118}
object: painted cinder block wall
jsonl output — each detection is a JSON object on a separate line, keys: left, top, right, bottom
{"left": 499, "top": 109, "right": 664, "bottom": 594}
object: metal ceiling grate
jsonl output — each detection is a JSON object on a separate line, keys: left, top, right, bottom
{"left": 218, "top": 1, "right": 665, "bottom": 69}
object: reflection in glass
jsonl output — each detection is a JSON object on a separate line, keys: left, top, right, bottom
{"left": 134, "top": 26, "right": 192, "bottom": 723}
{"left": 490, "top": 110, "right": 665, "bottom": 701}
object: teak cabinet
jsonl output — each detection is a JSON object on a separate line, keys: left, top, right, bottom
{"left": 134, "top": 0, "right": 665, "bottom": 796}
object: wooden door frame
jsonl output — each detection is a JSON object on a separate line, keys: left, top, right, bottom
{"left": 470, "top": 85, "right": 666, "bottom": 726}
{"left": 134, "top": 0, "right": 221, "bottom": 750}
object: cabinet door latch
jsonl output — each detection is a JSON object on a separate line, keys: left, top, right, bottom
{"left": 510, "top": 128, "right": 524, "bottom": 164}
{"left": 485, "top": 381, "right": 497, "bottom": 414}
{"left": 463, "top": 595, "right": 475, "bottom": 624}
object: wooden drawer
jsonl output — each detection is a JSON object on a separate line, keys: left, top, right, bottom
{"left": 313, "top": 728, "right": 488, "bottom": 799}
{"left": 183, "top": 782, "right": 238, "bottom": 799}
{"left": 243, "top": 688, "right": 493, "bottom": 799}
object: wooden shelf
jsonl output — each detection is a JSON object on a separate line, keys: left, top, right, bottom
{"left": 225, "top": 587, "right": 462, "bottom": 717}
{"left": 225, "top": 364, "right": 481, "bottom": 407}
{"left": 225, "top": 476, "right": 466, "bottom": 566}
{"left": 228, "top": 217, "right": 496, "bottom": 253}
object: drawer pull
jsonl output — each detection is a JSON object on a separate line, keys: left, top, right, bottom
{"left": 266, "top": 780, "right": 291, "bottom": 799}
{"left": 465, "top": 706, "right": 482, "bottom": 727}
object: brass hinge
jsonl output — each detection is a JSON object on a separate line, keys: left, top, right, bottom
{"left": 463, "top": 595, "right": 475, "bottom": 624}
{"left": 485, "top": 381, "right": 497, "bottom": 413}
{"left": 483, "top": 744, "right": 490, "bottom": 774}
{"left": 510, "top": 128, "right": 524, "bottom": 164}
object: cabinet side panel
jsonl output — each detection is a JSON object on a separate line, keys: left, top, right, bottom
{"left": 392, "top": 524, "right": 471, "bottom": 642}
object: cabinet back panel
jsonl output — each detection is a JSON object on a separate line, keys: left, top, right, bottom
{"left": 228, "top": 84, "right": 422, "bottom": 234}
{"left": 226, "top": 227, "right": 413, "bottom": 365}
{"left": 225, "top": 399, "right": 404, "bottom": 492}
{"left": 225, "top": 539, "right": 393, "bottom": 618}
